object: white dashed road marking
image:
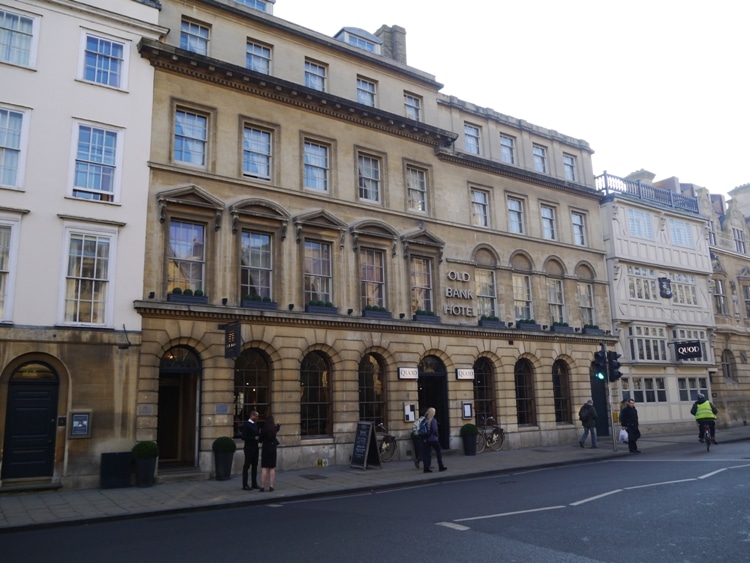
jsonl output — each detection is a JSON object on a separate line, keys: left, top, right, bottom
{"left": 569, "top": 489, "right": 623, "bottom": 506}
{"left": 454, "top": 505, "right": 565, "bottom": 523}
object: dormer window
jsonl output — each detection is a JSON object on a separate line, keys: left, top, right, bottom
{"left": 334, "top": 28, "right": 382, "bottom": 55}
{"left": 233, "top": 0, "right": 274, "bottom": 14}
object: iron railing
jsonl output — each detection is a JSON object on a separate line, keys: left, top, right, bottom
{"left": 595, "top": 172, "right": 700, "bottom": 214}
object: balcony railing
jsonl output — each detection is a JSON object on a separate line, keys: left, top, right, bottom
{"left": 595, "top": 172, "right": 699, "bottom": 214}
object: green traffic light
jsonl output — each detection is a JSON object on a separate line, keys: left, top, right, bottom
{"left": 595, "top": 371, "right": 606, "bottom": 381}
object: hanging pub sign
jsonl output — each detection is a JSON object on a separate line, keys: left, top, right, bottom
{"left": 222, "top": 321, "right": 241, "bottom": 359}
{"left": 658, "top": 277, "right": 673, "bottom": 299}
{"left": 675, "top": 340, "right": 702, "bottom": 360}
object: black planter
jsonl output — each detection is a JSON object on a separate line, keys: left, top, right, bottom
{"left": 478, "top": 319, "right": 506, "bottom": 329}
{"left": 517, "top": 322, "right": 541, "bottom": 331}
{"left": 412, "top": 314, "right": 440, "bottom": 323}
{"left": 305, "top": 305, "right": 339, "bottom": 315}
{"left": 583, "top": 328, "right": 606, "bottom": 335}
{"left": 167, "top": 294, "right": 209, "bottom": 305}
{"left": 462, "top": 434, "right": 477, "bottom": 456}
{"left": 214, "top": 451, "right": 235, "bottom": 481}
{"left": 550, "top": 325, "right": 574, "bottom": 333}
{"left": 100, "top": 452, "right": 132, "bottom": 489}
{"left": 134, "top": 457, "right": 157, "bottom": 487}
{"left": 242, "top": 300, "right": 277, "bottom": 310}
{"left": 362, "top": 309, "right": 392, "bottom": 320}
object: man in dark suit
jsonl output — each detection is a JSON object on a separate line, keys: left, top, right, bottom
{"left": 241, "top": 410, "right": 260, "bottom": 490}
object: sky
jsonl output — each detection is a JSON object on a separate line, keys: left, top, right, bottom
{"left": 274, "top": 0, "right": 748, "bottom": 196}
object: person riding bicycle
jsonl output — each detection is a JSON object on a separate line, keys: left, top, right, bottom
{"left": 690, "top": 393, "right": 718, "bottom": 444}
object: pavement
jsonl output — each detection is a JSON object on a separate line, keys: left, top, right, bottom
{"left": 1, "top": 425, "right": 748, "bottom": 532}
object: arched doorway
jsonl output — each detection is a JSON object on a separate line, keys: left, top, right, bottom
{"left": 158, "top": 346, "right": 201, "bottom": 467}
{"left": 418, "top": 355, "right": 449, "bottom": 449}
{"left": 2, "top": 362, "right": 59, "bottom": 480}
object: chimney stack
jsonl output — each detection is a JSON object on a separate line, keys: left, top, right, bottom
{"left": 375, "top": 25, "right": 406, "bottom": 64}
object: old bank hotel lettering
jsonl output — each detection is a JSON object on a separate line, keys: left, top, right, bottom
{"left": 444, "top": 270, "right": 476, "bottom": 317}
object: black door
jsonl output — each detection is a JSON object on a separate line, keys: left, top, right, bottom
{"left": 418, "top": 356, "right": 450, "bottom": 449}
{"left": 2, "top": 363, "right": 59, "bottom": 480}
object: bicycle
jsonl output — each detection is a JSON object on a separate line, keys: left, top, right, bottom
{"left": 376, "top": 423, "right": 397, "bottom": 462}
{"left": 475, "top": 416, "right": 505, "bottom": 454}
{"left": 699, "top": 420, "right": 715, "bottom": 453}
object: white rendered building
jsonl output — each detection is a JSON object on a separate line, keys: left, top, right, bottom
{"left": 0, "top": 0, "right": 166, "bottom": 487}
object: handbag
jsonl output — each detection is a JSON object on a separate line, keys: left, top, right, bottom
{"left": 619, "top": 428, "right": 629, "bottom": 442}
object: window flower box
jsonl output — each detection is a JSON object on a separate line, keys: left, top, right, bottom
{"left": 582, "top": 327, "right": 606, "bottom": 335}
{"left": 517, "top": 322, "right": 541, "bottom": 331}
{"left": 305, "top": 304, "right": 339, "bottom": 315}
{"left": 242, "top": 299, "right": 277, "bottom": 310}
{"left": 412, "top": 313, "right": 440, "bottom": 323}
{"left": 167, "top": 294, "right": 208, "bottom": 305}
{"left": 362, "top": 309, "right": 392, "bottom": 320}
{"left": 478, "top": 319, "right": 506, "bottom": 328}
{"left": 550, "top": 324, "right": 574, "bottom": 333}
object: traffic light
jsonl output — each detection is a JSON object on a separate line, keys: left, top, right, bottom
{"left": 593, "top": 346, "right": 607, "bottom": 381}
{"left": 607, "top": 351, "right": 622, "bottom": 381}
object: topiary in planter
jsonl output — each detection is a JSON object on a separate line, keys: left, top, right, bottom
{"left": 460, "top": 423, "right": 479, "bottom": 436}
{"left": 132, "top": 440, "right": 159, "bottom": 487}
{"left": 131, "top": 440, "right": 159, "bottom": 459}
{"left": 212, "top": 436, "right": 237, "bottom": 453}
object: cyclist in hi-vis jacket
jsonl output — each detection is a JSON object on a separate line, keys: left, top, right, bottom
{"left": 690, "top": 393, "right": 718, "bottom": 444}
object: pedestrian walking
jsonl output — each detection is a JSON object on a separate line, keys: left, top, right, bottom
{"left": 578, "top": 399, "right": 598, "bottom": 448}
{"left": 411, "top": 413, "right": 425, "bottom": 469}
{"left": 241, "top": 410, "right": 260, "bottom": 490}
{"left": 259, "top": 415, "right": 280, "bottom": 491}
{"left": 421, "top": 407, "right": 446, "bottom": 473}
{"left": 620, "top": 398, "right": 641, "bottom": 453}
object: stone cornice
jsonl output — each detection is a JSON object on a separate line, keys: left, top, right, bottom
{"left": 133, "top": 301, "right": 617, "bottom": 343}
{"left": 435, "top": 149, "right": 601, "bottom": 199}
{"left": 138, "top": 39, "right": 457, "bottom": 149}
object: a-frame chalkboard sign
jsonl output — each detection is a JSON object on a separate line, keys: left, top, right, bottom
{"left": 350, "top": 421, "right": 382, "bottom": 470}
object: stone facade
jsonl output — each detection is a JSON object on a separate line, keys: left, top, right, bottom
{"left": 700, "top": 186, "right": 750, "bottom": 425}
{"left": 135, "top": 0, "right": 615, "bottom": 475}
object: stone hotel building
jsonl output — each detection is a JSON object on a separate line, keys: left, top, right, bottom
{"left": 133, "top": 0, "right": 614, "bottom": 476}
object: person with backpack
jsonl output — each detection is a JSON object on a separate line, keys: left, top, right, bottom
{"left": 421, "top": 407, "right": 446, "bottom": 473}
{"left": 411, "top": 413, "right": 425, "bottom": 469}
{"left": 578, "top": 399, "right": 598, "bottom": 448}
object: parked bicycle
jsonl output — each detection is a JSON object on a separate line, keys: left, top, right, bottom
{"left": 475, "top": 416, "right": 505, "bottom": 453}
{"left": 376, "top": 423, "right": 397, "bottom": 461}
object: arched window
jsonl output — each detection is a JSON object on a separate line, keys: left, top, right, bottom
{"left": 300, "top": 351, "right": 332, "bottom": 436}
{"left": 159, "top": 345, "right": 201, "bottom": 371}
{"left": 473, "top": 357, "right": 496, "bottom": 424}
{"left": 358, "top": 353, "right": 386, "bottom": 424}
{"left": 552, "top": 360, "right": 572, "bottom": 423}
{"left": 721, "top": 349, "right": 737, "bottom": 381}
{"left": 514, "top": 359, "right": 536, "bottom": 425}
{"left": 233, "top": 348, "right": 271, "bottom": 437}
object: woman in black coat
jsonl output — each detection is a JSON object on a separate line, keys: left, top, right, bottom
{"left": 620, "top": 399, "right": 641, "bottom": 453}
{"left": 259, "top": 415, "right": 279, "bottom": 491}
